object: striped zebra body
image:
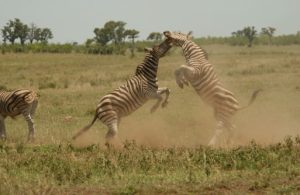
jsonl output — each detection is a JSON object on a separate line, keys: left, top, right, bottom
{"left": 0, "top": 89, "right": 38, "bottom": 141}
{"left": 73, "top": 39, "right": 172, "bottom": 145}
{"left": 96, "top": 75, "right": 149, "bottom": 123}
{"left": 182, "top": 41, "right": 240, "bottom": 120}
{"left": 164, "top": 31, "right": 260, "bottom": 146}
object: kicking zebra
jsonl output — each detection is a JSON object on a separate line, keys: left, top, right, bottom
{"left": 0, "top": 89, "right": 38, "bottom": 141}
{"left": 72, "top": 38, "right": 172, "bottom": 145}
{"left": 163, "top": 31, "right": 261, "bottom": 146}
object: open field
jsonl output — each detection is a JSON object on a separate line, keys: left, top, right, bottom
{"left": 0, "top": 45, "right": 300, "bottom": 193}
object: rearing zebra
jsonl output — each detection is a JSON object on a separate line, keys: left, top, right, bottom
{"left": 72, "top": 39, "right": 172, "bottom": 145}
{"left": 0, "top": 89, "right": 38, "bottom": 141}
{"left": 163, "top": 31, "right": 261, "bottom": 146}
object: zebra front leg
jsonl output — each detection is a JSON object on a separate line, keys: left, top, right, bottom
{"left": 158, "top": 87, "right": 170, "bottom": 108}
{"left": 174, "top": 65, "right": 194, "bottom": 88}
{"left": 22, "top": 112, "right": 35, "bottom": 142}
{"left": 0, "top": 115, "right": 7, "bottom": 140}
{"left": 150, "top": 95, "right": 163, "bottom": 113}
{"left": 150, "top": 87, "right": 170, "bottom": 113}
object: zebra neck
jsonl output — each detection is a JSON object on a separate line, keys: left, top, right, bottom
{"left": 182, "top": 40, "right": 207, "bottom": 63}
{"left": 138, "top": 54, "right": 159, "bottom": 80}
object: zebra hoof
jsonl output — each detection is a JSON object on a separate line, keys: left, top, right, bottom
{"left": 183, "top": 80, "right": 189, "bottom": 86}
{"left": 175, "top": 79, "right": 184, "bottom": 89}
{"left": 177, "top": 83, "right": 184, "bottom": 89}
{"left": 27, "top": 132, "right": 35, "bottom": 141}
{"left": 208, "top": 138, "right": 217, "bottom": 147}
{"left": 161, "top": 101, "right": 168, "bottom": 108}
{"left": 27, "top": 137, "right": 35, "bottom": 143}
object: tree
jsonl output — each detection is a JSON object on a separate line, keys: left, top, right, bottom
{"left": 147, "top": 32, "right": 162, "bottom": 42}
{"left": 261, "top": 27, "right": 276, "bottom": 45}
{"left": 111, "top": 21, "right": 126, "bottom": 45}
{"left": 94, "top": 27, "right": 111, "bottom": 46}
{"left": 124, "top": 29, "right": 139, "bottom": 57}
{"left": 27, "top": 23, "right": 39, "bottom": 44}
{"left": 1, "top": 18, "right": 20, "bottom": 44}
{"left": 1, "top": 18, "right": 30, "bottom": 45}
{"left": 85, "top": 38, "right": 94, "bottom": 47}
{"left": 1, "top": 28, "right": 8, "bottom": 44}
{"left": 17, "top": 22, "right": 29, "bottom": 45}
{"left": 39, "top": 28, "right": 53, "bottom": 43}
{"left": 27, "top": 24, "right": 53, "bottom": 44}
{"left": 94, "top": 20, "right": 127, "bottom": 46}
{"left": 242, "top": 26, "right": 257, "bottom": 47}
{"left": 93, "top": 20, "right": 128, "bottom": 54}
{"left": 231, "top": 30, "right": 244, "bottom": 37}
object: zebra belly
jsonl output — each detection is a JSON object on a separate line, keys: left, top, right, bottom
{"left": 97, "top": 88, "right": 147, "bottom": 123}
{"left": 0, "top": 110, "right": 21, "bottom": 118}
{"left": 192, "top": 81, "right": 239, "bottom": 112}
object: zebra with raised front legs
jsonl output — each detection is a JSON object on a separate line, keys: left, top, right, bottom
{"left": 164, "top": 31, "right": 261, "bottom": 146}
{"left": 72, "top": 38, "right": 172, "bottom": 146}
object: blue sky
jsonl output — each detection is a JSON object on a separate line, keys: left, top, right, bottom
{"left": 0, "top": 0, "right": 299, "bottom": 43}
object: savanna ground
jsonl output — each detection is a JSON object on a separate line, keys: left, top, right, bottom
{"left": 0, "top": 45, "right": 300, "bottom": 194}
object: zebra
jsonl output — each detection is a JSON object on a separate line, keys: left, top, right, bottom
{"left": 0, "top": 89, "right": 38, "bottom": 141}
{"left": 163, "top": 31, "right": 261, "bottom": 146}
{"left": 72, "top": 38, "right": 172, "bottom": 145}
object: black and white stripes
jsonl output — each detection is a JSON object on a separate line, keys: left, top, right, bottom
{"left": 72, "top": 39, "right": 172, "bottom": 145}
{"left": 164, "top": 31, "right": 260, "bottom": 146}
{"left": 0, "top": 89, "right": 38, "bottom": 141}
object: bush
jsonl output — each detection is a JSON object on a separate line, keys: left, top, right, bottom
{"left": 1, "top": 34, "right": 299, "bottom": 55}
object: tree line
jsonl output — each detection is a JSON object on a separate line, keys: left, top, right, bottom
{"left": 1, "top": 18, "right": 53, "bottom": 45}
{"left": 196, "top": 26, "right": 300, "bottom": 47}
{"left": 1, "top": 18, "right": 300, "bottom": 55}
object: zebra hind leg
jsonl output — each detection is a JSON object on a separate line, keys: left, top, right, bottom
{"left": 30, "top": 99, "right": 38, "bottom": 117}
{"left": 0, "top": 115, "right": 7, "bottom": 140}
{"left": 208, "top": 121, "right": 226, "bottom": 147}
{"left": 225, "top": 123, "right": 236, "bottom": 146}
{"left": 105, "top": 120, "right": 122, "bottom": 148}
{"left": 22, "top": 112, "right": 35, "bottom": 142}
{"left": 174, "top": 68, "right": 187, "bottom": 88}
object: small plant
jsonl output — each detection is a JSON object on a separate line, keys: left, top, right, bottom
{"left": 38, "top": 81, "right": 57, "bottom": 89}
{"left": 16, "top": 142, "right": 25, "bottom": 154}
{"left": 284, "top": 136, "right": 293, "bottom": 149}
{"left": 0, "top": 85, "right": 7, "bottom": 90}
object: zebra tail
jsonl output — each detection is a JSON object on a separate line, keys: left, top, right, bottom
{"left": 72, "top": 113, "right": 98, "bottom": 140}
{"left": 238, "top": 89, "right": 262, "bottom": 110}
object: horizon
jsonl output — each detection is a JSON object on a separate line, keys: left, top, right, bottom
{"left": 0, "top": 0, "right": 299, "bottom": 44}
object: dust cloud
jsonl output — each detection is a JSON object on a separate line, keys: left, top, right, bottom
{"left": 120, "top": 91, "right": 300, "bottom": 148}
{"left": 72, "top": 90, "right": 300, "bottom": 148}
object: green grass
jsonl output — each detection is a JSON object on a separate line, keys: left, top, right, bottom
{"left": 0, "top": 138, "right": 299, "bottom": 194}
{"left": 0, "top": 45, "right": 300, "bottom": 193}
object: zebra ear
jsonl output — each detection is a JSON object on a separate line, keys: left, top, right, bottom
{"left": 187, "top": 31, "right": 193, "bottom": 40}
{"left": 163, "top": 31, "right": 171, "bottom": 37}
{"left": 144, "top": 47, "right": 152, "bottom": 52}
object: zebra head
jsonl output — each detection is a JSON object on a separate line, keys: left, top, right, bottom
{"left": 144, "top": 38, "right": 172, "bottom": 58}
{"left": 163, "top": 31, "right": 192, "bottom": 46}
